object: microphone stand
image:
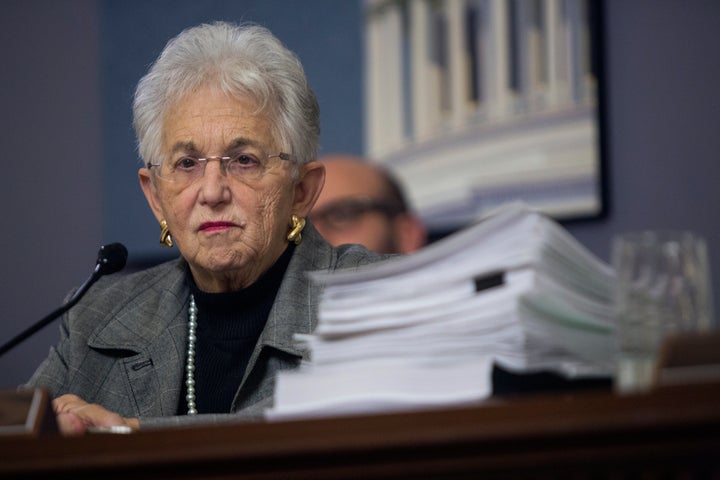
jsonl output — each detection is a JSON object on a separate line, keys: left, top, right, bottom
{"left": 0, "top": 243, "right": 127, "bottom": 358}
{"left": 0, "top": 265, "right": 103, "bottom": 357}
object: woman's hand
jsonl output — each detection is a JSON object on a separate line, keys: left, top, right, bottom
{"left": 52, "top": 394, "right": 139, "bottom": 436}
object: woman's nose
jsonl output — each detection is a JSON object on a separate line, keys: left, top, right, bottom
{"left": 197, "top": 160, "right": 230, "bottom": 204}
{"left": 202, "top": 157, "right": 230, "bottom": 177}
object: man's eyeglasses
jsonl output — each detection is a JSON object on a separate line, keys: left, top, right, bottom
{"left": 148, "top": 151, "right": 291, "bottom": 187}
{"left": 310, "top": 198, "right": 403, "bottom": 232}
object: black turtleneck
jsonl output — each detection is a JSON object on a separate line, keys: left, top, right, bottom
{"left": 178, "top": 244, "right": 295, "bottom": 414}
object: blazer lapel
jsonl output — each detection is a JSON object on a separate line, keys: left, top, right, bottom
{"left": 87, "top": 261, "right": 190, "bottom": 416}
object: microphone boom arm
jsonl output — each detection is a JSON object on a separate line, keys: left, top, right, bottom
{"left": 0, "top": 243, "right": 127, "bottom": 358}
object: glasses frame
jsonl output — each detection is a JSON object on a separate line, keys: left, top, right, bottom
{"left": 309, "top": 197, "right": 404, "bottom": 232}
{"left": 147, "top": 152, "right": 292, "bottom": 184}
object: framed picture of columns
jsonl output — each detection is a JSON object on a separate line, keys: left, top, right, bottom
{"left": 364, "top": 0, "right": 606, "bottom": 232}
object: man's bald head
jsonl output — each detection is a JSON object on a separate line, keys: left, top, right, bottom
{"left": 310, "top": 155, "right": 426, "bottom": 254}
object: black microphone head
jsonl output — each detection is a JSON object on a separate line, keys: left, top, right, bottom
{"left": 96, "top": 243, "right": 128, "bottom": 275}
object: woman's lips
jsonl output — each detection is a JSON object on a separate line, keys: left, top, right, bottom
{"left": 199, "top": 221, "right": 236, "bottom": 233}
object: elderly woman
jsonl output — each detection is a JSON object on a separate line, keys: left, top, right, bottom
{"left": 26, "top": 22, "right": 387, "bottom": 434}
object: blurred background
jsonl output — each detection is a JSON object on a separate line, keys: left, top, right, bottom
{"left": 1, "top": 0, "right": 719, "bottom": 388}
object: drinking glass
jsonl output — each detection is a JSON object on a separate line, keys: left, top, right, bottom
{"left": 612, "top": 231, "right": 713, "bottom": 392}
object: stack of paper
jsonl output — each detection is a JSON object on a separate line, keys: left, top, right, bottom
{"left": 266, "top": 203, "right": 616, "bottom": 420}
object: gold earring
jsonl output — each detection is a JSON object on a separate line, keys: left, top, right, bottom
{"left": 159, "top": 219, "right": 173, "bottom": 248}
{"left": 287, "top": 214, "right": 306, "bottom": 245}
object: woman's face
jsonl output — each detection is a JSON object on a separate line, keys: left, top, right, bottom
{"left": 139, "top": 87, "right": 324, "bottom": 292}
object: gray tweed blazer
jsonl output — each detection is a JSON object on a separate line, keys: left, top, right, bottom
{"left": 27, "top": 223, "right": 389, "bottom": 427}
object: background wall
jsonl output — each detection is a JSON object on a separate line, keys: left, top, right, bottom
{"left": 0, "top": 0, "right": 103, "bottom": 389}
{"left": 1, "top": 0, "right": 718, "bottom": 389}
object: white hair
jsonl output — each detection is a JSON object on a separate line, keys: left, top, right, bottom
{"left": 132, "top": 22, "right": 320, "bottom": 175}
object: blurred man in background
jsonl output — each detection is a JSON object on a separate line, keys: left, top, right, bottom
{"left": 311, "top": 154, "right": 427, "bottom": 254}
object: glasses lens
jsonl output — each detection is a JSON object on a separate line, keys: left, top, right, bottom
{"left": 312, "top": 199, "right": 396, "bottom": 231}
{"left": 225, "top": 153, "right": 271, "bottom": 181}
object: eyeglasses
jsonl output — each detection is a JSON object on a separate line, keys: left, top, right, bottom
{"left": 148, "top": 151, "right": 291, "bottom": 187}
{"left": 310, "top": 198, "right": 402, "bottom": 232}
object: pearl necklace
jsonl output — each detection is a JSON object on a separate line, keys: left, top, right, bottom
{"left": 185, "top": 294, "right": 198, "bottom": 415}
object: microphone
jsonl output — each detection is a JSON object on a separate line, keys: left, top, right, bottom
{"left": 0, "top": 243, "right": 128, "bottom": 357}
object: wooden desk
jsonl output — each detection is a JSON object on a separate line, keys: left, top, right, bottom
{"left": 1, "top": 382, "right": 719, "bottom": 479}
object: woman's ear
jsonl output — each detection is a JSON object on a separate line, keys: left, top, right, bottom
{"left": 292, "top": 161, "right": 325, "bottom": 217}
{"left": 138, "top": 167, "right": 164, "bottom": 223}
